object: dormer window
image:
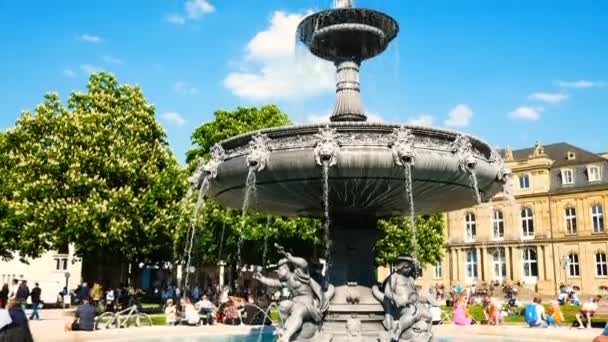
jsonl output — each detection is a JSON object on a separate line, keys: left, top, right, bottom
{"left": 588, "top": 165, "right": 601, "bottom": 182}
{"left": 561, "top": 169, "right": 574, "bottom": 185}
{"left": 567, "top": 151, "right": 576, "bottom": 160}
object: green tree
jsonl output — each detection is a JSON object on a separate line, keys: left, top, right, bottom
{"left": 181, "top": 106, "right": 321, "bottom": 266}
{"left": 1, "top": 73, "right": 187, "bottom": 264}
{"left": 375, "top": 214, "right": 445, "bottom": 267}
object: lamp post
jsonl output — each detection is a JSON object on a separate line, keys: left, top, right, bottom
{"left": 63, "top": 272, "right": 70, "bottom": 308}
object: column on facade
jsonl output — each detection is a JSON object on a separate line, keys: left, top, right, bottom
{"left": 511, "top": 246, "right": 522, "bottom": 283}
{"left": 504, "top": 246, "right": 511, "bottom": 281}
{"left": 476, "top": 247, "right": 482, "bottom": 282}
{"left": 538, "top": 245, "right": 546, "bottom": 281}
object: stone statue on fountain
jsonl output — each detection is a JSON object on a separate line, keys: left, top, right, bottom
{"left": 372, "top": 257, "right": 432, "bottom": 342}
{"left": 253, "top": 244, "right": 334, "bottom": 342}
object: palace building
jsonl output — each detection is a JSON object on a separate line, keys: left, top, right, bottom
{"left": 417, "top": 142, "right": 608, "bottom": 295}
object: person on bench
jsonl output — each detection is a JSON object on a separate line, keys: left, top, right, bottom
{"left": 195, "top": 295, "right": 216, "bottom": 325}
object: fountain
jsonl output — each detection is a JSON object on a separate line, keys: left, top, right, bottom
{"left": 198, "top": 1, "right": 508, "bottom": 340}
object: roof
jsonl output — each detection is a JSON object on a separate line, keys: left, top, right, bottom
{"left": 504, "top": 142, "right": 606, "bottom": 168}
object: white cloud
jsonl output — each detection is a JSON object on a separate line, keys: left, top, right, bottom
{"left": 528, "top": 92, "right": 568, "bottom": 104}
{"left": 444, "top": 104, "right": 473, "bottom": 128}
{"left": 224, "top": 11, "right": 334, "bottom": 101}
{"left": 509, "top": 106, "right": 544, "bottom": 121}
{"left": 174, "top": 81, "right": 199, "bottom": 95}
{"left": 63, "top": 68, "right": 77, "bottom": 78}
{"left": 166, "top": 14, "right": 186, "bottom": 25}
{"left": 161, "top": 112, "right": 186, "bottom": 126}
{"left": 167, "top": 0, "right": 214, "bottom": 24}
{"left": 103, "top": 55, "right": 123, "bottom": 65}
{"left": 556, "top": 80, "right": 606, "bottom": 89}
{"left": 406, "top": 114, "right": 435, "bottom": 127}
{"left": 79, "top": 34, "right": 101, "bottom": 43}
{"left": 80, "top": 64, "right": 103, "bottom": 75}
{"left": 186, "top": 0, "right": 215, "bottom": 18}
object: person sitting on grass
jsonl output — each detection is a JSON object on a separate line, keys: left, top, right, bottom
{"left": 487, "top": 298, "right": 503, "bottom": 326}
{"left": 576, "top": 296, "right": 599, "bottom": 329}
{"left": 547, "top": 301, "right": 564, "bottom": 327}
{"left": 524, "top": 296, "right": 547, "bottom": 328}
{"left": 180, "top": 297, "right": 200, "bottom": 326}
{"left": 593, "top": 321, "right": 608, "bottom": 342}
{"left": 453, "top": 296, "right": 472, "bottom": 326}
{"left": 65, "top": 296, "right": 96, "bottom": 331}
{"left": 164, "top": 299, "right": 178, "bottom": 326}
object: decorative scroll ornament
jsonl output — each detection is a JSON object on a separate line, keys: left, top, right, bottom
{"left": 246, "top": 133, "right": 271, "bottom": 172}
{"left": 451, "top": 135, "right": 477, "bottom": 173}
{"left": 203, "top": 144, "right": 225, "bottom": 180}
{"left": 490, "top": 148, "right": 511, "bottom": 184}
{"left": 389, "top": 126, "right": 416, "bottom": 167}
{"left": 314, "top": 126, "right": 341, "bottom": 167}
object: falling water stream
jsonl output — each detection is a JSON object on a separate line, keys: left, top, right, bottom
{"left": 184, "top": 175, "right": 211, "bottom": 289}
{"left": 403, "top": 162, "right": 417, "bottom": 260}
{"left": 321, "top": 161, "right": 332, "bottom": 284}
{"left": 469, "top": 170, "right": 482, "bottom": 204}
{"left": 238, "top": 166, "right": 258, "bottom": 271}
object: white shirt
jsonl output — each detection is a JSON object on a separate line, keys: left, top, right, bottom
{"left": 0, "top": 309, "right": 12, "bottom": 330}
{"left": 184, "top": 304, "right": 199, "bottom": 325}
{"left": 535, "top": 304, "right": 546, "bottom": 324}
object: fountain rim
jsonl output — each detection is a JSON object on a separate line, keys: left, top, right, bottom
{"left": 217, "top": 122, "right": 495, "bottom": 159}
{"left": 297, "top": 8, "right": 400, "bottom": 44}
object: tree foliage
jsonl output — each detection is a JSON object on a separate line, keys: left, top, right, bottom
{"left": 0, "top": 73, "right": 187, "bottom": 263}
{"left": 375, "top": 214, "right": 445, "bottom": 267}
{"left": 181, "top": 106, "right": 321, "bottom": 266}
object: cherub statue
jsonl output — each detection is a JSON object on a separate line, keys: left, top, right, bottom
{"left": 254, "top": 244, "right": 334, "bottom": 342}
{"left": 372, "top": 257, "right": 431, "bottom": 342}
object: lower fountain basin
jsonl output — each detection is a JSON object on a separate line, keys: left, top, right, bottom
{"left": 208, "top": 122, "right": 503, "bottom": 218}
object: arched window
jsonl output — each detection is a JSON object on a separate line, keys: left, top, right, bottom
{"left": 465, "top": 250, "right": 478, "bottom": 280}
{"left": 522, "top": 248, "right": 538, "bottom": 278}
{"left": 465, "top": 212, "right": 476, "bottom": 241}
{"left": 592, "top": 204, "right": 604, "bottom": 233}
{"left": 492, "top": 210, "right": 504, "bottom": 240}
{"left": 492, "top": 248, "right": 506, "bottom": 280}
{"left": 567, "top": 253, "right": 580, "bottom": 277}
{"left": 521, "top": 207, "right": 534, "bottom": 238}
{"left": 565, "top": 207, "right": 577, "bottom": 235}
{"left": 596, "top": 252, "right": 607, "bottom": 277}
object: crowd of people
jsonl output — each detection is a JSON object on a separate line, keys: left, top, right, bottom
{"left": 0, "top": 279, "right": 37, "bottom": 341}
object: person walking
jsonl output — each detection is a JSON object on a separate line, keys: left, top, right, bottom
{"left": 15, "top": 281, "right": 30, "bottom": 314}
{"left": 29, "top": 283, "right": 41, "bottom": 320}
{"left": 0, "top": 284, "right": 8, "bottom": 309}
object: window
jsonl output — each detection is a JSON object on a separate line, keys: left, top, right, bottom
{"left": 492, "top": 210, "right": 504, "bottom": 240}
{"left": 519, "top": 175, "right": 530, "bottom": 189}
{"left": 434, "top": 261, "right": 442, "bottom": 279}
{"left": 465, "top": 212, "right": 476, "bottom": 241}
{"left": 561, "top": 169, "right": 574, "bottom": 185}
{"left": 592, "top": 204, "right": 604, "bottom": 233}
{"left": 596, "top": 253, "right": 607, "bottom": 277}
{"left": 492, "top": 248, "right": 507, "bottom": 280}
{"left": 589, "top": 166, "right": 601, "bottom": 182}
{"left": 465, "top": 250, "right": 478, "bottom": 280}
{"left": 54, "top": 257, "right": 68, "bottom": 271}
{"left": 522, "top": 248, "right": 538, "bottom": 278}
{"left": 521, "top": 207, "right": 534, "bottom": 238}
{"left": 565, "top": 207, "right": 577, "bottom": 235}
{"left": 567, "top": 253, "right": 580, "bottom": 277}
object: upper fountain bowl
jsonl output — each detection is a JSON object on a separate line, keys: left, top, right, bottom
{"left": 207, "top": 122, "right": 506, "bottom": 218}
{"left": 297, "top": 9, "right": 399, "bottom": 62}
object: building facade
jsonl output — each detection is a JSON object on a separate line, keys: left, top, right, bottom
{"left": 417, "top": 142, "right": 608, "bottom": 295}
{"left": 0, "top": 245, "right": 82, "bottom": 304}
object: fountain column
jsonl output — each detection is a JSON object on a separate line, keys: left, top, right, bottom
{"left": 331, "top": 60, "right": 366, "bottom": 122}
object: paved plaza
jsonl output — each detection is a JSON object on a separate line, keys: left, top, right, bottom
{"left": 26, "top": 309, "right": 603, "bottom": 342}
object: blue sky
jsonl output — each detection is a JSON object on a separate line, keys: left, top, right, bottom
{"left": 1, "top": 0, "right": 607, "bottom": 164}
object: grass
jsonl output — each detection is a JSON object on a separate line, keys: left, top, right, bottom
{"left": 442, "top": 304, "right": 608, "bottom": 327}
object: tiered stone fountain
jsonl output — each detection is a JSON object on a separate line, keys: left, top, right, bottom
{"left": 192, "top": 1, "right": 509, "bottom": 341}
